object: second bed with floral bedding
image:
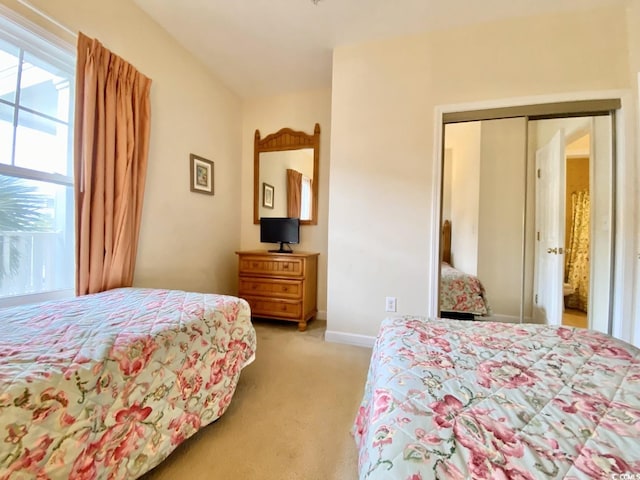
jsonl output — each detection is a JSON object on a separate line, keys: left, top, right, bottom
{"left": 0, "top": 287, "right": 256, "bottom": 479}
{"left": 354, "top": 316, "right": 640, "bottom": 479}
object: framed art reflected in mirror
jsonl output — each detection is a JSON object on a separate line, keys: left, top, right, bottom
{"left": 262, "top": 182, "right": 274, "bottom": 208}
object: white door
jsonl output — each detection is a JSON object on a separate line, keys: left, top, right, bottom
{"left": 533, "top": 130, "right": 565, "bottom": 325}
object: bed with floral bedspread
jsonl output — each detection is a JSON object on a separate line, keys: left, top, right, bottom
{"left": 0, "top": 288, "right": 256, "bottom": 479}
{"left": 354, "top": 316, "right": 640, "bottom": 479}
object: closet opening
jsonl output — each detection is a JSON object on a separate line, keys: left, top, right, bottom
{"left": 438, "top": 99, "right": 618, "bottom": 333}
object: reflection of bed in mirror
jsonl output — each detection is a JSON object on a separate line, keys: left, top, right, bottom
{"left": 442, "top": 113, "right": 615, "bottom": 329}
{"left": 440, "top": 219, "right": 491, "bottom": 319}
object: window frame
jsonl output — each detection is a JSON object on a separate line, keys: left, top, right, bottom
{"left": 0, "top": 6, "right": 76, "bottom": 308}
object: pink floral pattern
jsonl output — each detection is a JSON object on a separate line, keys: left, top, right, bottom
{"left": 354, "top": 316, "right": 640, "bottom": 479}
{"left": 440, "top": 262, "right": 490, "bottom": 315}
{"left": 0, "top": 288, "right": 256, "bottom": 479}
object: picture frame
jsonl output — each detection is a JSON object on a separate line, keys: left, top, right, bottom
{"left": 262, "top": 182, "right": 274, "bottom": 208}
{"left": 190, "top": 154, "right": 214, "bottom": 195}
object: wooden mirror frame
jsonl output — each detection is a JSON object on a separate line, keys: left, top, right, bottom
{"left": 253, "top": 123, "right": 320, "bottom": 225}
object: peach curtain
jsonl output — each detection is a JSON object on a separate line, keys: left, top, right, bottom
{"left": 74, "top": 33, "right": 152, "bottom": 296}
{"left": 286, "top": 168, "right": 302, "bottom": 218}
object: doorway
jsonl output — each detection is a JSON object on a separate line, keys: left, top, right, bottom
{"left": 563, "top": 133, "right": 590, "bottom": 329}
{"left": 528, "top": 115, "right": 613, "bottom": 330}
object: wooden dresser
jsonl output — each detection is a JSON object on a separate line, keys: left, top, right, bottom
{"left": 236, "top": 251, "right": 319, "bottom": 331}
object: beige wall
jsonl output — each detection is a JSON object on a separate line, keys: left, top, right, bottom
{"left": 241, "top": 89, "right": 331, "bottom": 317}
{"left": 2, "top": 0, "right": 244, "bottom": 295}
{"left": 443, "top": 122, "right": 481, "bottom": 275}
{"left": 328, "top": 5, "right": 632, "bottom": 338}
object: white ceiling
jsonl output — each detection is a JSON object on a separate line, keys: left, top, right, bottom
{"left": 133, "top": 0, "right": 626, "bottom": 99}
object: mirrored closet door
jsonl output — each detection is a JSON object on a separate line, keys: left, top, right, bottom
{"left": 439, "top": 103, "right": 615, "bottom": 333}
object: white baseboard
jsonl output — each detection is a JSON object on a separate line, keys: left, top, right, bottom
{"left": 324, "top": 330, "right": 376, "bottom": 348}
{"left": 484, "top": 313, "right": 521, "bottom": 324}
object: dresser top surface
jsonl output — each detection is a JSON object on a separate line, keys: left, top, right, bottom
{"left": 235, "top": 250, "right": 319, "bottom": 258}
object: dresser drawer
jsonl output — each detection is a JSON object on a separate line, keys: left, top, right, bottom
{"left": 239, "top": 277, "right": 302, "bottom": 300}
{"left": 239, "top": 256, "right": 304, "bottom": 277}
{"left": 243, "top": 296, "right": 302, "bottom": 320}
{"left": 236, "top": 251, "right": 318, "bottom": 331}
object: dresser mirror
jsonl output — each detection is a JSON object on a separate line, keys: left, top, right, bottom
{"left": 254, "top": 124, "right": 320, "bottom": 225}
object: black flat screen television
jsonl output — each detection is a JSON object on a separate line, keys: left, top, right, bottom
{"left": 260, "top": 217, "right": 300, "bottom": 253}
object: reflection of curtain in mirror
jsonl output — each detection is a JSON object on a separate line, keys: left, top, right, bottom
{"left": 286, "top": 169, "right": 302, "bottom": 218}
{"left": 300, "top": 176, "right": 312, "bottom": 220}
{"left": 565, "top": 190, "right": 590, "bottom": 312}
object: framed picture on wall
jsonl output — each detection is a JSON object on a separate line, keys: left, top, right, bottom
{"left": 263, "top": 182, "right": 274, "bottom": 208}
{"left": 190, "top": 154, "right": 214, "bottom": 195}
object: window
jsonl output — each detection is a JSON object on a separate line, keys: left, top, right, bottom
{"left": 300, "top": 175, "right": 312, "bottom": 221}
{"left": 0, "top": 8, "right": 75, "bottom": 305}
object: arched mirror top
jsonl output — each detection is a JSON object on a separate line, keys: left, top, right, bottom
{"left": 254, "top": 123, "right": 320, "bottom": 225}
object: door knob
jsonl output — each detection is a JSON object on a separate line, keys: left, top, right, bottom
{"left": 547, "top": 248, "right": 557, "bottom": 254}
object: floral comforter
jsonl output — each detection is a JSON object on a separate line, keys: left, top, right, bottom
{"left": 354, "top": 316, "right": 640, "bottom": 479}
{"left": 440, "top": 262, "right": 490, "bottom": 316}
{"left": 0, "top": 288, "right": 256, "bottom": 480}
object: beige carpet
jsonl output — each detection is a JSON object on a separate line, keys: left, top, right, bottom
{"left": 141, "top": 319, "right": 372, "bottom": 480}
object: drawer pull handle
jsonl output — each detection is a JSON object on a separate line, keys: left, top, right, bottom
{"left": 252, "top": 262, "right": 259, "bottom": 268}
{"left": 283, "top": 264, "right": 289, "bottom": 269}
{"left": 282, "top": 287, "right": 288, "bottom": 292}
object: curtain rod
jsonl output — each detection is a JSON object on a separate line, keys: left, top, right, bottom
{"left": 16, "top": 0, "right": 77, "bottom": 38}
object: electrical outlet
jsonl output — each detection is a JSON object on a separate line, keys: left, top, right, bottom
{"left": 385, "top": 296, "right": 397, "bottom": 313}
